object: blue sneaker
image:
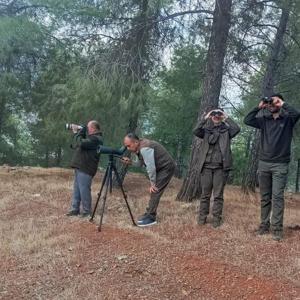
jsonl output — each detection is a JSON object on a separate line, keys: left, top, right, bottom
{"left": 137, "top": 215, "right": 157, "bottom": 227}
{"left": 137, "top": 213, "right": 148, "bottom": 224}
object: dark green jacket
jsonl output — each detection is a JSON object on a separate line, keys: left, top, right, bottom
{"left": 193, "top": 118, "right": 240, "bottom": 172}
{"left": 70, "top": 129, "right": 103, "bottom": 177}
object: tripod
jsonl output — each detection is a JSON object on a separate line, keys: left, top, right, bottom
{"left": 90, "top": 154, "right": 136, "bottom": 231}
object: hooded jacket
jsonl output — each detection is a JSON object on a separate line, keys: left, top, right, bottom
{"left": 193, "top": 117, "right": 240, "bottom": 172}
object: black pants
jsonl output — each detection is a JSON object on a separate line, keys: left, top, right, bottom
{"left": 146, "top": 164, "right": 175, "bottom": 218}
{"left": 199, "top": 168, "right": 228, "bottom": 221}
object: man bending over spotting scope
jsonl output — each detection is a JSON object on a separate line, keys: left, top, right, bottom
{"left": 121, "top": 133, "right": 176, "bottom": 227}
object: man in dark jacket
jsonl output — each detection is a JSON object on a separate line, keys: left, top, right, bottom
{"left": 122, "top": 133, "right": 176, "bottom": 227}
{"left": 244, "top": 94, "right": 300, "bottom": 241}
{"left": 66, "top": 120, "right": 103, "bottom": 217}
{"left": 194, "top": 109, "right": 240, "bottom": 228}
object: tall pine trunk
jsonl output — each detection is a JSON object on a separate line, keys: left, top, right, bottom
{"left": 175, "top": 138, "right": 184, "bottom": 178}
{"left": 45, "top": 147, "right": 49, "bottom": 168}
{"left": 55, "top": 146, "right": 62, "bottom": 167}
{"left": 114, "top": 0, "right": 153, "bottom": 185}
{"left": 242, "top": 4, "right": 290, "bottom": 192}
{"left": 177, "top": 0, "right": 232, "bottom": 201}
{"left": 295, "top": 159, "right": 300, "bottom": 193}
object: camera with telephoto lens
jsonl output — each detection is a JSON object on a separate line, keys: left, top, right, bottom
{"left": 210, "top": 110, "right": 223, "bottom": 117}
{"left": 65, "top": 123, "right": 83, "bottom": 131}
{"left": 262, "top": 96, "right": 273, "bottom": 104}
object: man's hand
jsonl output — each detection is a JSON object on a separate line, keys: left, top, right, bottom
{"left": 272, "top": 97, "right": 284, "bottom": 109}
{"left": 221, "top": 110, "right": 228, "bottom": 120}
{"left": 258, "top": 101, "right": 267, "bottom": 109}
{"left": 71, "top": 124, "right": 82, "bottom": 133}
{"left": 204, "top": 110, "right": 213, "bottom": 120}
{"left": 120, "top": 157, "right": 132, "bottom": 165}
{"left": 149, "top": 183, "right": 159, "bottom": 193}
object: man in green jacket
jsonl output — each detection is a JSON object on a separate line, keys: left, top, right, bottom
{"left": 194, "top": 109, "right": 240, "bottom": 228}
{"left": 66, "top": 120, "right": 103, "bottom": 217}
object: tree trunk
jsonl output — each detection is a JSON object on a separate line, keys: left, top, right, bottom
{"left": 0, "top": 98, "right": 5, "bottom": 136}
{"left": 175, "top": 138, "right": 184, "bottom": 178}
{"left": 245, "top": 132, "right": 252, "bottom": 158}
{"left": 176, "top": 0, "right": 233, "bottom": 202}
{"left": 114, "top": 0, "right": 151, "bottom": 185}
{"left": 242, "top": 4, "right": 290, "bottom": 192}
{"left": 296, "top": 159, "right": 300, "bottom": 193}
{"left": 55, "top": 146, "right": 62, "bottom": 167}
{"left": 45, "top": 147, "right": 49, "bottom": 168}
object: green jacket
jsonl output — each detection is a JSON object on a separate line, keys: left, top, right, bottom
{"left": 70, "top": 129, "right": 103, "bottom": 177}
{"left": 193, "top": 118, "right": 240, "bottom": 172}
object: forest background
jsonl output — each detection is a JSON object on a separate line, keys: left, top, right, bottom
{"left": 1, "top": 0, "right": 300, "bottom": 198}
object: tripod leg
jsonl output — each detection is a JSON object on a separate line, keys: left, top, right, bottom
{"left": 112, "top": 165, "right": 137, "bottom": 226}
{"left": 109, "top": 164, "right": 113, "bottom": 194}
{"left": 90, "top": 166, "right": 109, "bottom": 222}
{"left": 98, "top": 164, "right": 112, "bottom": 232}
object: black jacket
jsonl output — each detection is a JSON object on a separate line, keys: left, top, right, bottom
{"left": 193, "top": 117, "right": 240, "bottom": 172}
{"left": 70, "top": 128, "right": 103, "bottom": 177}
{"left": 244, "top": 103, "right": 300, "bottom": 163}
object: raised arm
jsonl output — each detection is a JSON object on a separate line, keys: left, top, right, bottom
{"left": 79, "top": 135, "right": 103, "bottom": 150}
{"left": 244, "top": 107, "right": 263, "bottom": 129}
{"left": 193, "top": 120, "right": 206, "bottom": 139}
{"left": 73, "top": 128, "right": 103, "bottom": 150}
{"left": 282, "top": 103, "right": 300, "bottom": 125}
{"left": 225, "top": 117, "right": 241, "bottom": 138}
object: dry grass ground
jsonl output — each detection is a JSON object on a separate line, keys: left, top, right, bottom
{"left": 0, "top": 166, "right": 299, "bottom": 299}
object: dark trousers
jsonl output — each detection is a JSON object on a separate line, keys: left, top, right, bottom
{"left": 146, "top": 164, "right": 175, "bottom": 218}
{"left": 258, "top": 160, "right": 289, "bottom": 231}
{"left": 199, "top": 168, "right": 228, "bottom": 221}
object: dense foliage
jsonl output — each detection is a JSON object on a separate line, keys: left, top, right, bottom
{"left": 0, "top": 0, "right": 299, "bottom": 190}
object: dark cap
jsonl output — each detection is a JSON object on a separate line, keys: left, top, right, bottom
{"left": 271, "top": 93, "right": 284, "bottom": 101}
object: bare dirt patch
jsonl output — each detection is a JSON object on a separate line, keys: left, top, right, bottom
{"left": 0, "top": 167, "right": 299, "bottom": 299}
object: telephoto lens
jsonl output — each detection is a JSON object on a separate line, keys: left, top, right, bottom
{"left": 65, "top": 123, "right": 83, "bottom": 131}
{"left": 65, "top": 123, "right": 72, "bottom": 130}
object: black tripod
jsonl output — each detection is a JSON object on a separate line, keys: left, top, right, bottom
{"left": 90, "top": 154, "right": 136, "bottom": 231}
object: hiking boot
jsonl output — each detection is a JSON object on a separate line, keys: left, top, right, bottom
{"left": 137, "top": 215, "right": 157, "bottom": 227}
{"left": 272, "top": 230, "right": 283, "bottom": 241}
{"left": 212, "top": 218, "right": 222, "bottom": 228}
{"left": 66, "top": 210, "right": 79, "bottom": 216}
{"left": 197, "top": 216, "right": 207, "bottom": 226}
{"left": 256, "top": 225, "right": 270, "bottom": 235}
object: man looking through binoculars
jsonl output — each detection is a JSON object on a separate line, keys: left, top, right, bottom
{"left": 193, "top": 108, "right": 240, "bottom": 228}
{"left": 244, "top": 94, "right": 300, "bottom": 241}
